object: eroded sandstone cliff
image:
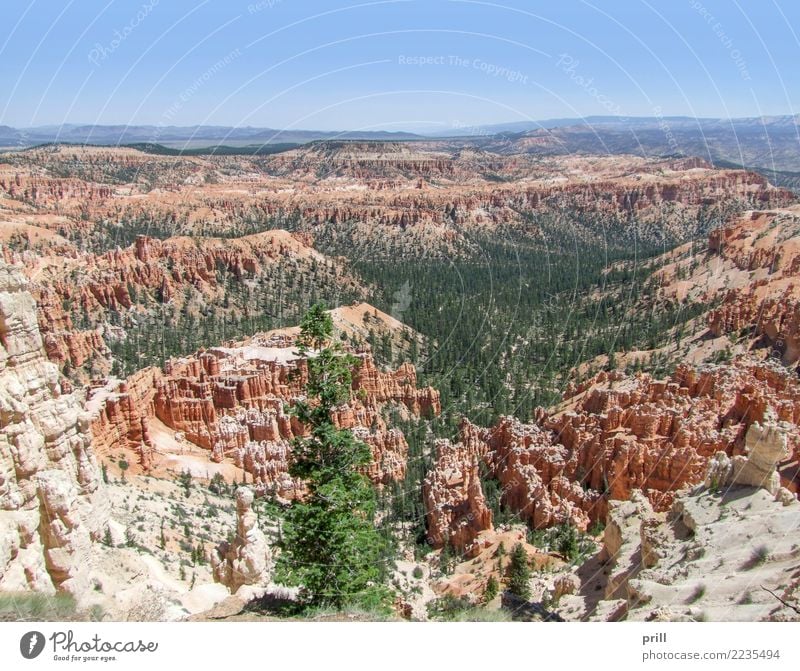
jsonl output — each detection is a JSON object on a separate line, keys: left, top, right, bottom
{"left": 423, "top": 358, "right": 800, "bottom": 554}
{"left": 86, "top": 329, "right": 440, "bottom": 499}
{"left": 0, "top": 261, "right": 109, "bottom": 597}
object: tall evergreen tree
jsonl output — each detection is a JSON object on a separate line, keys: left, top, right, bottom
{"left": 507, "top": 543, "right": 532, "bottom": 601}
{"left": 275, "top": 303, "right": 391, "bottom": 610}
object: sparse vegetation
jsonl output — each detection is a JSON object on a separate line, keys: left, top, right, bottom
{"left": 742, "top": 544, "right": 770, "bottom": 570}
{"left": 118, "top": 459, "right": 129, "bottom": 483}
{"left": 179, "top": 469, "right": 193, "bottom": 498}
{"left": 208, "top": 472, "right": 228, "bottom": 496}
{"left": 528, "top": 523, "right": 596, "bottom": 564}
{"left": 0, "top": 593, "right": 79, "bottom": 622}
{"left": 484, "top": 575, "right": 499, "bottom": 602}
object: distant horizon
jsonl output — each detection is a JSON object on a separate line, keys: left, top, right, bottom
{"left": 3, "top": 111, "right": 800, "bottom": 136}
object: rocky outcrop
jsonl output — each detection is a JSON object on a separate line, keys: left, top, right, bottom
{"left": 660, "top": 207, "right": 800, "bottom": 364}
{"left": 0, "top": 261, "right": 109, "bottom": 597}
{"left": 86, "top": 367, "right": 159, "bottom": 466}
{"left": 423, "top": 438, "right": 492, "bottom": 556}
{"left": 35, "top": 288, "right": 108, "bottom": 370}
{"left": 9, "top": 227, "right": 365, "bottom": 372}
{"left": 466, "top": 418, "right": 603, "bottom": 531}
{"left": 558, "top": 480, "right": 800, "bottom": 622}
{"left": 705, "top": 409, "right": 792, "bottom": 499}
{"left": 84, "top": 331, "right": 439, "bottom": 498}
{"left": 152, "top": 342, "right": 437, "bottom": 497}
{"left": 211, "top": 487, "right": 271, "bottom": 594}
{"left": 8, "top": 146, "right": 793, "bottom": 378}
{"left": 423, "top": 358, "right": 799, "bottom": 551}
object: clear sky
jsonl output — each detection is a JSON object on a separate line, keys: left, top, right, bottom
{"left": 1, "top": 0, "right": 798, "bottom": 131}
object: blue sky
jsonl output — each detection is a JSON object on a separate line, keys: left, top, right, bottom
{"left": 1, "top": 0, "right": 798, "bottom": 130}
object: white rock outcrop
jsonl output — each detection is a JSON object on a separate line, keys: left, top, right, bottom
{"left": 211, "top": 487, "right": 272, "bottom": 594}
{"left": 704, "top": 410, "right": 791, "bottom": 498}
{"left": 0, "top": 261, "right": 109, "bottom": 598}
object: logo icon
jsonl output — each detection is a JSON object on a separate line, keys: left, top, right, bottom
{"left": 20, "top": 631, "right": 45, "bottom": 659}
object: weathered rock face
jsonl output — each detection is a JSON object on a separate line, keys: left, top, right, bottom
{"left": 35, "top": 288, "right": 108, "bottom": 370}
{"left": 423, "top": 358, "right": 800, "bottom": 552}
{"left": 86, "top": 367, "right": 159, "bottom": 467}
{"left": 5, "top": 146, "right": 793, "bottom": 381}
{"left": 163, "top": 345, "right": 437, "bottom": 497}
{"left": 15, "top": 230, "right": 365, "bottom": 373}
{"left": 558, "top": 481, "right": 800, "bottom": 622}
{"left": 705, "top": 409, "right": 793, "bottom": 499}
{"left": 423, "top": 438, "right": 493, "bottom": 557}
{"left": 86, "top": 333, "right": 439, "bottom": 498}
{"left": 0, "top": 261, "right": 109, "bottom": 597}
{"left": 653, "top": 206, "right": 800, "bottom": 364}
{"left": 211, "top": 487, "right": 271, "bottom": 594}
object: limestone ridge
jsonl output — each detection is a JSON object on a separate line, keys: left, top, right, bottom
{"left": 0, "top": 260, "right": 109, "bottom": 597}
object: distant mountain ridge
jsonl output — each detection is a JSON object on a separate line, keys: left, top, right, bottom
{"left": 0, "top": 124, "right": 424, "bottom": 148}
{"left": 3, "top": 115, "right": 800, "bottom": 188}
{"left": 3, "top": 114, "right": 799, "bottom": 148}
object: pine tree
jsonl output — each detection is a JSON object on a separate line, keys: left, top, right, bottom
{"left": 179, "top": 469, "right": 192, "bottom": 498}
{"left": 118, "top": 459, "right": 129, "bottom": 483}
{"left": 554, "top": 523, "right": 580, "bottom": 561}
{"left": 275, "top": 303, "right": 391, "bottom": 611}
{"left": 484, "top": 575, "right": 499, "bottom": 603}
{"left": 440, "top": 541, "right": 455, "bottom": 575}
{"left": 508, "top": 543, "right": 531, "bottom": 601}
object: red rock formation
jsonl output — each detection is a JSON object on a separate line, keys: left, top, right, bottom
{"left": 423, "top": 438, "right": 493, "bottom": 557}
{"left": 87, "top": 367, "right": 160, "bottom": 468}
{"left": 665, "top": 207, "right": 800, "bottom": 364}
{"left": 34, "top": 287, "right": 108, "bottom": 369}
{"left": 30, "top": 231, "right": 362, "bottom": 348}
{"left": 87, "top": 333, "right": 439, "bottom": 498}
{"left": 423, "top": 358, "right": 800, "bottom": 551}
{"left": 5, "top": 146, "right": 792, "bottom": 376}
